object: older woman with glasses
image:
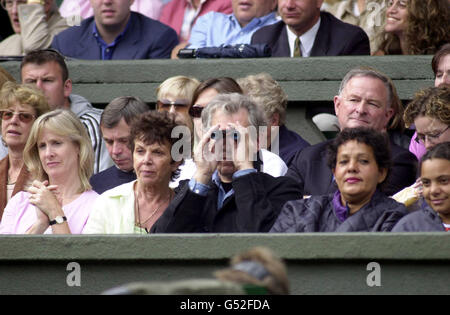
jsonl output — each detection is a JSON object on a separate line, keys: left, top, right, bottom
{"left": 155, "top": 75, "right": 199, "bottom": 187}
{"left": 404, "top": 87, "right": 450, "bottom": 153}
{"left": 0, "top": 82, "right": 50, "bottom": 219}
{"left": 409, "top": 44, "right": 450, "bottom": 161}
{"left": 189, "top": 77, "right": 243, "bottom": 145}
{"left": 393, "top": 86, "right": 450, "bottom": 208}
{"left": 0, "top": 109, "right": 98, "bottom": 234}
{"left": 0, "top": 0, "right": 68, "bottom": 56}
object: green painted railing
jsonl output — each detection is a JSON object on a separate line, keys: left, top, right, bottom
{"left": 0, "top": 233, "right": 448, "bottom": 295}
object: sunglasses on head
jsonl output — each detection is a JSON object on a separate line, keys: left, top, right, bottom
{"left": 0, "top": 110, "right": 36, "bottom": 123}
{"left": 188, "top": 106, "right": 204, "bottom": 118}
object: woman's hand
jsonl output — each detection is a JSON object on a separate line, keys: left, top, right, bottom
{"left": 27, "top": 180, "right": 71, "bottom": 234}
{"left": 28, "top": 180, "right": 63, "bottom": 220}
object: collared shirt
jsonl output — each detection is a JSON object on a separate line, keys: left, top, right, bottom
{"left": 180, "top": 0, "right": 207, "bottom": 42}
{"left": 286, "top": 17, "right": 321, "bottom": 57}
{"left": 92, "top": 18, "right": 132, "bottom": 60}
{"left": 189, "top": 168, "right": 257, "bottom": 210}
{"left": 188, "top": 11, "right": 278, "bottom": 49}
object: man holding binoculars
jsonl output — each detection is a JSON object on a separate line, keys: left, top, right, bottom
{"left": 151, "top": 93, "right": 301, "bottom": 233}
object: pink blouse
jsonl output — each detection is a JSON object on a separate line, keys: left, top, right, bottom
{"left": 0, "top": 190, "right": 98, "bottom": 234}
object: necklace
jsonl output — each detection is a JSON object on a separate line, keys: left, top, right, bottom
{"left": 134, "top": 187, "right": 173, "bottom": 232}
{"left": 7, "top": 171, "right": 18, "bottom": 185}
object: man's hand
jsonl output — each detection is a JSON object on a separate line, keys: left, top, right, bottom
{"left": 193, "top": 124, "right": 220, "bottom": 184}
{"left": 229, "top": 122, "right": 257, "bottom": 172}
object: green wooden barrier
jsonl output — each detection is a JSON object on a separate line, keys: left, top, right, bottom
{"left": 0, "top": 233, "right": 448, "bottom": 295}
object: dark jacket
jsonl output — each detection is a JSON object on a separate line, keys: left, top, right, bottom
{"left": 270, "top": 190, "right": 407, "bottom": 232}
{"left": 278, "top": 125, "right": 310, "bottom": 166}
{"left": 51, "top": 12, "right": 178, "bottom": 59}
{"left": 151, "top": 172, "right": 302, "bottom": 233}
{"left": 251, "top": 11, "right": 370, "bottom": 57}
{"left": 90, "top": 165, "right": 136, "bottom": 195}
{"left": 286, "top": 139, "right": 418, "bottom": 197}
{"left": 392, "top": 202, "right": 446, "bottom": 232}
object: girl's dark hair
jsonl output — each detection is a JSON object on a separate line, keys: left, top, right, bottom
{"left": 420, "top": 142, "right": 450, "bottom": 173}
{"left": 327, "top": 127, "right": 392, "bottom": 189}
{"left": 129, "top": 111, "right": 184, "bottom": 181}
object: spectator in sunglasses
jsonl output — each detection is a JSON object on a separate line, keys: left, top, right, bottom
{"left": 0, "top": 81, "right": 50, "bottom": 218}
{"left": 156, "top": 75, "right": 199, "bottom": 188}
{"left": 0, "top": 109, "right": 98, "bottom": 234}
{"left": 0, "top": 66, "right": 16, "bottom": 161}
{"left": 0, "top": 0, "right": 68, "bottom": 56}
{"left": 189, "top": 77, "right": 243, "bottom": 147}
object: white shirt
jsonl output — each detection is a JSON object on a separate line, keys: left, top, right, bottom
{"left": 180, "top": 0, "right": 207, "bottom": 42}
{"left": 286, "top": 17, "right": 321, "bottom": 57}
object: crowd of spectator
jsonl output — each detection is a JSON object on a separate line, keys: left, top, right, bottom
{"left": 0, "top": 0, "right": 449, "bottom": 237}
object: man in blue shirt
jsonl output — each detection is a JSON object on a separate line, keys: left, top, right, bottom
{"left": 187, "top": 0, "right": 278, "bottom": 49}
{"left": 51, "top": 0, "right": 178, "bottom": 59}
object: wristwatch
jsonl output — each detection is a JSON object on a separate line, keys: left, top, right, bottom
{"left": 49, "top": 216, "right": 67, "bottom": 226}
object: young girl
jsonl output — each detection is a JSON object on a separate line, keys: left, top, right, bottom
{"left": 393, "top": 142, "right": 450, "bottom": 232}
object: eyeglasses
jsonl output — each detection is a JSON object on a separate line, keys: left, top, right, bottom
{"left": 1, "top": 0, "right": 27, "bottom": 10}
{"left": 188, "top": 106, "right": 204, "bottom": 118}
{"left": 157, "top": 100, "right": 189, "bottom": 111}
{"left": 0, "top": 110, "right": 36, "bottom": 123}
{"left": 415, "top": 126, "right": 450, "bottom": 144}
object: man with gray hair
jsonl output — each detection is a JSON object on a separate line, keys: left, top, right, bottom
{"left": 89, "top": 96, "right": 150, "bottom": 194}
{"left": 152, "top": 93, "right": 301, "bottom": 233}
{"left": 287, "top": 67, "right": 418, "bottom": 197}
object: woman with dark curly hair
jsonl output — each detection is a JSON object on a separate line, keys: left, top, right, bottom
{"left": 270, "top": 127, "right": 407, "bottom": 233}
{"left": 0, "top": 82, "right": 50, "bottom": 219}
{"left": 374, "top": 0, "right": 449, "bottom": 55}
{"left": 83, "top": 111, "right": 185, "bottom": 234}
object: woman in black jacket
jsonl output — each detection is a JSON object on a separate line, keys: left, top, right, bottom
{"left": 271, "top": 127, "right": 408, "bottom": 233}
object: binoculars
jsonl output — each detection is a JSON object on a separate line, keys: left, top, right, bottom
{"left": 210, "top": 130, "right": 240, "bottom": 142}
